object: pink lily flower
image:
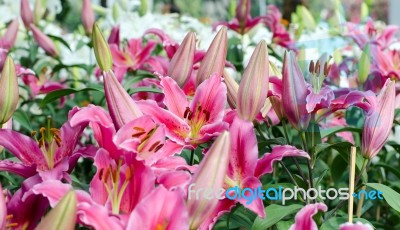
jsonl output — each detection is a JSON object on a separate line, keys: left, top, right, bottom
{"left": 340, "top": 222, "right": 373, "bottom": 230}
{"left": 264, "top": 5, "right": 296, "bottom": 50}
{"left": 282, "top": 51, "right": 310, "bottom": 131}
{"left": 70, "top": 105, "right": 193, "bottom": 188}
{"left": 347, "top": 18, "right": 399, "bottom": 50}
{"left": 4, "top": 176, "right": 50, "bottom": 230}
{"left": 109, "top": 38, "right": 156, "bottom": 81}
{"left": 213, "top": 0, "right": 263, "bottom": 35}
{"left": 362, "top": 79, "right": 395, "bottom": 159}
{"left": 289, "top": 203, "right": 327, "bottom": 230}
{"left": 200, "top": 116, "right": 309, "bottom": 229}
{"left": 0, "top": 108, "right": 87, "bottom": 180}
{"left": 138, "top": 74, "right": 228, "bottom": 147}
{"left": 371, "top": 49, "right": 400, "bottom": 80}
{"left": 127, "top": 185, "right": 188, "bottom": 229}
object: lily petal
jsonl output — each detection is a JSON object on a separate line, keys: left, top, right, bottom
{"left": 255, "top": 145, "right": 309, "bottom": 178}
{"left": 127, "top": 186, "right": 189, "bottom": 230}
{"left": 289, "top": 203, "right": 327, "bottom": 230}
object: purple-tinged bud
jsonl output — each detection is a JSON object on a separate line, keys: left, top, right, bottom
{"left": 20, "top": 0, "right": 34, "bottom": 30}
{"left": 82, "top": 0, "right": 95, "bottom": 35}
{"left": 168, "top": 32, "right": 196, "bottom": 87}
{"left": 282, "top": 51, "right": 310, "bottom": 131}
{"left": 196, "top": 27, "right": 227, "bottom": 86}
{"left": 362, "top": 79, "right": 395, "bottom": 159}
{"left": 0, "top": 56, "right": 19, "bottom": 125}
{"left": 0, "top": 19, "right": 19, "bottom": 50}
{"left": 237, "top": 40, "right": 269, "bottom": 121}
{"left": 30, "top": 24, "right": 58, "bottom": 57}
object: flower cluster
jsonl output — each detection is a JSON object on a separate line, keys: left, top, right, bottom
{"left": 0, "top": 0, "right": 399, "bottom": 229}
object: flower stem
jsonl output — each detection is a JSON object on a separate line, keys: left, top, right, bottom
{"left": 301, "top": 132, "right": 315, "bottom": 203}
{"left": 190, "top": 149, "right": 195, "bottom": 165}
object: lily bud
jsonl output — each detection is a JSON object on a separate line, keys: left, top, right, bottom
{"left": 82, "top": 0, "right": 95, "bottom": 35}
{"left": 223, "top": 70, "right": 239, "bottom": 109}
{"left": 168, "top": 32, "right": 196, "bottom": 87}
{"left": 108, "top": 25, "right": 120, "bottom": 46}
{"left": 196, "top": 27, "right": 227, "bottom": 86}
{"left": 33, "top": 0, "right": 46, "bottom": 25}
{"left": 92, "top": 23, "right": 112, "bottom": 71}
{"left": 282, "top": 51, "right": 310, "bottom": 131}
{"left": 30, "top": 24, "right": 58, "bottom": 57}
{"left": 236, "top": 0, "right": 250, "bottom": 26}
{"left": 35, "top": 190, "right": 77, "bottom": 230}
{"left": 1, "top": 18, "right": 19, "bottom": 50}
{"left": 362, "top": 79, "right": 395, "bottom": 159}
{"left": 237, "top": 40, "right": 269, "bottom": 121}
{"left": 0, "top": 56, "right": 18, "bottom": 125}
{"left": 20, "top": 0, "right": 34, "bottom": 30}
{"left": 188, "top": 131, "right": 231, "bottom": 229}
{"left": 103, "top": 70, "right": 143, "bottom": 129}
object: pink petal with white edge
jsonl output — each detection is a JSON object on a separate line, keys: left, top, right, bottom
{"left": 255, "top": 145, "right": 309, "bottom": 178}
{"left": 306, "top": 85, "right": 334, "bottom": 113}
{"left": 127, "top": 186, "right": 189, "bottom": 230}
{"left": 289, "top": 203, "right": 327, "bottom": 230}
{"left": 77, "top": 202, "right": 124, "bottom": 230}
{"left": 161, "top": 76, "right": 189, "bottom": 117}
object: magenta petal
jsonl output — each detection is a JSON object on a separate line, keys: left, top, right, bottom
{"left": 157, "top": 171, "right": 192, "bottom": 190}
{"left": 77, "top": 202, "right": 124, "bottom": 230}
{"left": 190, "top": 74, "right": 227, "bottom": 124}
{"left": 0, "top": 129, "right": 44, "bottom": 167}
{"left": 255, "top": 145, "right": 309, "bottom": 178}
{"left": 120, "top": 155, "right": 156, "bottom": 213}
{"left": 289, "top": 203, "right": 327, "bottom": 230}
{"left": 199, "top": 199, "right": 236, "bottom": 230}
{"left": 161, "top": 76, "right": 189, "bottom": 117}
{"left": 127, "top": 186, "right": 189, "bottom": 229}
{"left": 69, "top": 105, "right": 119, "bottom": 157}
{"left": 0, "top": 160, "right": 36, "bottom": 178}
{"left": 0, "top": 185, "right": 5, "bottom": 230}
{"left": 25, "top": 180, "right": 92, "bottom": 206}
{"left": 90, "top": 148, "right": 115, "bottom": 206}
{"left": 305, "top": 85, "right": 334, "bottom": 113}
{"left": 138, "top": 100, "right": 190, "bottom": 145}
{"left": 238, "top": 176, "right": 265, "bottom": 218}
{"left": 228, "top": 116, "right": 258, "bottom": 180}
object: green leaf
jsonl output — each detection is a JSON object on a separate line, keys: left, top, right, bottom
{"left": 366, "top": 183, "right": 400, "bottom": 213}
{"left": 12, "top": 109, "right": 32, "bottom": 131}
{"left": 258, "top": 137, "right": 286, "bottom": 147}
{"left": 251, "top": 204, "right": 303, "bottom": 230}
{"left": 313, "top": 142, "right": 353, "bottom": 158}
{"left": 374, "top": 163, "right": 400, "bottom": 179}
{"left": 320, "top": 126, "right": 361, "bottom": 139}
{"left": 40, "top": 87, "right": 103, "bottom": 106}
{"left": 276, "top": 220, "right": 295, "bottom": 230}
{"left": 320, "top": 217, "right": 373, "bottom": 230}
{"left": 47, "top": 34, "right": 72, "bottom": 51}
{"left": 305, "top": 121, "right": 322, "bottom": 151}
{"left": 127, "top": 87, "right": 163, "bottom": 95}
